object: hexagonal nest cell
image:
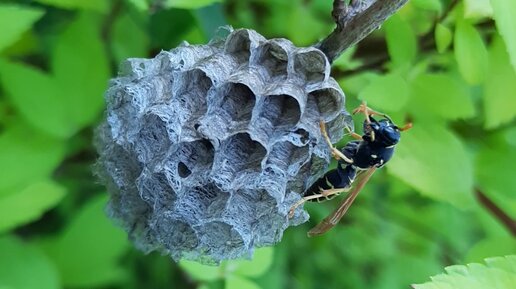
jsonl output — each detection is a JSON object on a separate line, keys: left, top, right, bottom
{"left": 95, "top": 27, "right": 351, "bottom": 264}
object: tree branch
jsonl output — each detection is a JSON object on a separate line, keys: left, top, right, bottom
{"left": 475, "top": 189, "right": 516, "bottom": 237}
{"left": 317, "top": 0, "right": 408, "bottom": 63}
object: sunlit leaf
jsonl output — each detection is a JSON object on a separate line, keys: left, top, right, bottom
{"left": 0, "top": 4, "right": 44, "bottom": 52}
{"left": 412, "top": 255, "right": 516, "bottom": 289}
{"left": 52, "top": 13, "right": 109, "bottom": 128}
{"left": 454, "top": 21, "right": 488, "bottom": 84}
{"left": 166, "top": 0, "right": 222, "bottom": 9}
{"left": 435, "top": 24, "right": 453, "bottom": 53}
{"left": 483, "top": 35, "right": 516, "bottom": 128}
{"left": 0, "top": 236, "right": 60, "bottom": 289}
{"left": 43, "top": 195, "right": 130, "bottom": 287}
{"left": 467, "top": 237, "right": 516, "bottom": 263}
{"left": 409, "top": 73, "right": 475, "bottom": 120}
{"left": 226, "top": 276, "right": 261, "bottom": 289}
{"left": 385, "top": 14, "right": 418, "bottom": 67}
{"left": 0, "top": 123, "right": 65, "bottom": 192}
{"left": 388, "top": 123, "right": 475, "bottom": 209}
{"left": 358, "top": 73, "right": 409, "bottom": 112}
{"left": 35, "top": 0, "right": 108, "bottom": 13}
{"left": 332, "top": 46, "right": 362, "bottom": 71}
{"left": 233, "top": 247, "right": 274, "bottom": 277}
{"left": 126, "top": 0, "right": 148, "bottom": 11}
{"left": 411, "top": 0, "right": 442, "bottom": 12}
{"left": 464, "top": 0, "right": 493, "bottom": 19}
{"left": 490, "top": 0, "right": 516, "bottom": 71}
{"left": 179, "top": 260, "right": 221, "bottom": 281}
{"left": 0, "top": 181, "right": 66, "bottom": 233}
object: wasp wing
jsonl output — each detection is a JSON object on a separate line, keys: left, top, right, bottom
{"left": 307, "top": 166, "right": 377, "bottom": 237}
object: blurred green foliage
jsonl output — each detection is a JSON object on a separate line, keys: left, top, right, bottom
{"left": 0, "top": 0, "right": 515, "bottom": 288}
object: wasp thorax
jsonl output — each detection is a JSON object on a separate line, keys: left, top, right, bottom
{"left": 95, "top": 27, "right": 351, "bottom": 264}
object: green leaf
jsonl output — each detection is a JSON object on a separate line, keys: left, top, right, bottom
{"left": 35, "top": 0, "right": 108, "bottom": 13}
{"left": 112, "top": 13, "right": 149, "bottom": 69}
{"left": 490, "top": 0, "right": 516, "bottom": 71}
{"left": 464, "top": 0, "right": 493, "bottom": 19}
{"left": 126, "top": 0, "right": 148, "bottom": 10}
{"left": 166, "top": 0, "right": 222, "bottom": 9}
{"left": 285, "top": 4, "right": 327, "bottom": 46}
{"left": 0, "top": 59, "right": 74, "bottom": 138}
{"left": 384, "top": 14, "right": 418, "bottom": 67}
{"left": 179, "top": 260, "right": 222, "bottom": 281}
{"left": 0, "top": 4, "right": 44, "bottom": 52}
{"left": 43, "top": 195, "right": 130, "bottom": 287}
{"left": 388, "top": 123, "right": 475, "bottom": 209}
{"left": 52, "top": 13, "right": 110, "bottom": 128}
{"left": 0, "top": 180, "right": 66, "bottom": 233}
{"left": 194, "top": 3, "right": 228, "bottom": 39}
{"left": 476, "top": 142, "right": 516, "bottom": 200}
{"left": 435, "top": 24, "right": 453, "bottom": 53}
{"left": 233, "top": 247, "right": 274, "bottom": 277}
{"left": 358, "top": 73, "right": 410, "bottom": 112}
{"left": 454, "top": 21, "right": 488, "bottom": 84}
{"left": 413, "top": 255, "right": 516, "bottom": 289}
{"left": 0, "top": 236, "right": 60, "bottom": 289}
{"left": 467, "top": 237, "right": 516, "bottom": 263}
{"left": 483, "top": 35, "right": 516, "bottom": 128}
{"left": 409, "top": 73, "right": 475, "bottom": 120}
{"left": 411, "top": 0, "right": 443, "bottom": 12}
{"left": 226, "top": 276, "right": 261, "bottom": 289}
{"left": 0, "top": 123, "right": 65, "bottom": 193}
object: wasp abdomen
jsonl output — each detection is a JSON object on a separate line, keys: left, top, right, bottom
{"left": 304, "top": 165, "right": 356, "bottom": 202}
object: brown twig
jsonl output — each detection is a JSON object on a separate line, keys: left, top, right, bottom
{"left": 475, "top": 189, "right": 516, "bottom": 237}
{"left": 317, "top": 0, "right": 408, "bottom": 63}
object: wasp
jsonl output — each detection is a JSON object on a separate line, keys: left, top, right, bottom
{"left": 289, "top": 102, "right": 412, "bottom": 236}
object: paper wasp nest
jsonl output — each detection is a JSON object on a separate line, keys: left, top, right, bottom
{"left": 96, "top": 28, "right": 351, "bottom": 264}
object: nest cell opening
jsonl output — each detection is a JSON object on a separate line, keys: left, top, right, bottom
{"left": 293, "top": 49, "right": 328, "bottom": 83}
{"left": 175, "top": 139, "right": 215, "bottom": 177}
{"left": 174, "top": 69, "right": 213, "bottom": 119}
{"left": 256, "top": 42, "right": 288, "bottom": 78}
{"left": 175, "top": 184, "right": 230, "bottom": 221}
{"left": 225, "top": 29, "right": 253, "bottom": 62}
{"left": 266, "top": 141, "right": 309, "bottom": 176}
{"left": 199, "top": 221, "right": 246, "bottom": 257}
{"left": 260, "top": 94, "right": 301, "bottom": 128}
{"left": 219, "top": 82, "right": 256, "bottom": 122}
{"left": 308, "top": 88, "right": 343, "bottom": 121}
{"left": 136, "top": 113, "right": 171, "bottom": 162}
{"left": 136, "top": 171, "right": 177, "bottom": 208}
{"left": 177, "top": 162, "right": 192, "bottom": 178}
{"left": 220, "top": 132, "right": 267, "bottom": 174}
{"left": 155, "top": 218, "right": 199, "bottom": 252}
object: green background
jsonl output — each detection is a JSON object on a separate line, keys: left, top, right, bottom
{"left": 1, "top": 0, "right": 516, "bottom": 288}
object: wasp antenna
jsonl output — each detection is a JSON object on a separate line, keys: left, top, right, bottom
{"left": 399, "top": 122, "right": 413, "bottom": 132}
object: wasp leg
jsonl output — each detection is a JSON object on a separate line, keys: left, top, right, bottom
{"left": 352, "top": 101, "right": 392, "bottom": 123}
{"left": 319, "top": 121, "right": 354, "bottom": 163}
{"left": 288, "top": 187, "right": 351, "bottom": 218}
{"left": 399, "top": 122, "right": 413, "bottom": 132}
{"left": 345, "top": 126, "right": 362, "bottom": 141}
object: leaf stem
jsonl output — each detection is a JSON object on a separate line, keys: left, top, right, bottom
{"left": 475, "top": 189, "right": 516, "bottom": 236}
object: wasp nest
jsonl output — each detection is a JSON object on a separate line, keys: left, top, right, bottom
{"left": 95, "top": 28, "right": 351, "bottom": 264}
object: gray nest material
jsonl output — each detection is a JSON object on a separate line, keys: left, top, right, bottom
{"left": 95, "top": 27, "right": 352, "bottom": 264}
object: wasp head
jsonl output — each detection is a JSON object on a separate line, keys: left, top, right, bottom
{"left": 363, "top": 117, "right": 401, "bottom": 147}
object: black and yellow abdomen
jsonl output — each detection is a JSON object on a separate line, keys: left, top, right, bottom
{"left": 304, "top": 164, "right": 357, "bottom": 202}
